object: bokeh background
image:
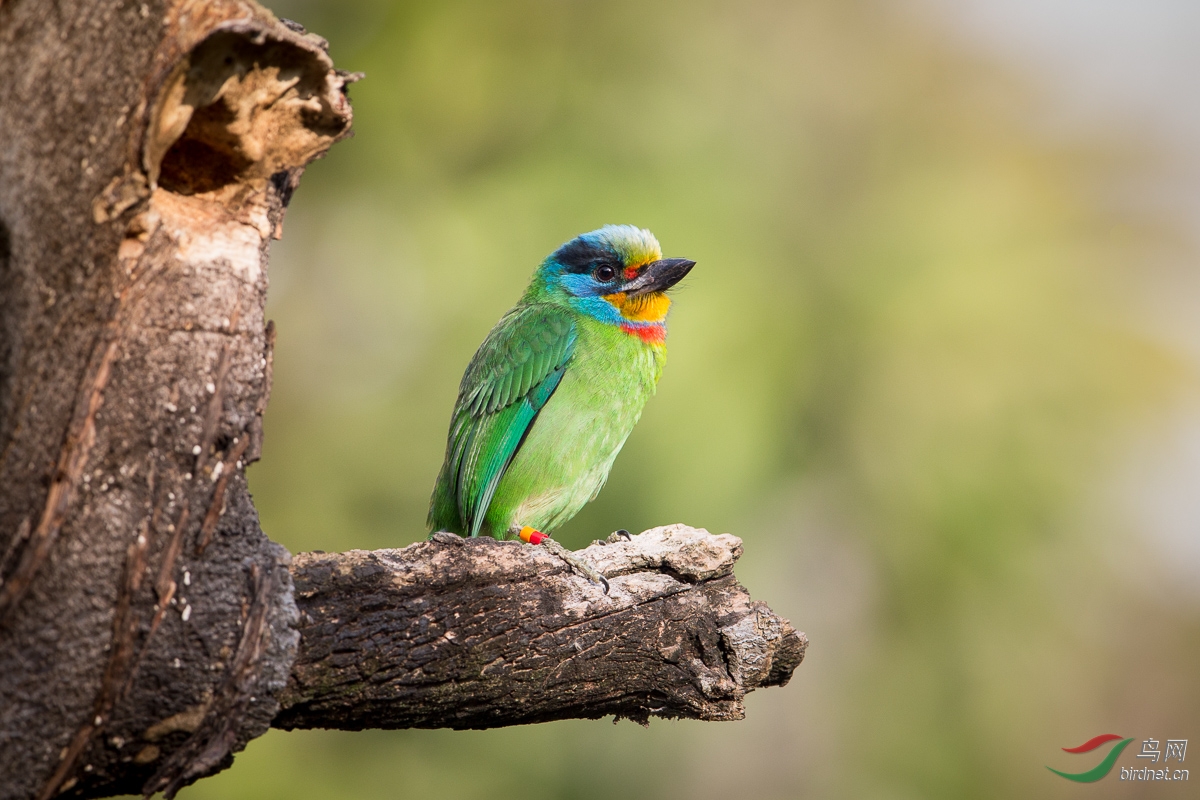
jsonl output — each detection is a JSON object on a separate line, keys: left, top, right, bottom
{"left": 173, "top": 1, "right": 1200, "bottom": 797}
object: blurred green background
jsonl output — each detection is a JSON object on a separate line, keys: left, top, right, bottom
{"left": 177, "top": 0, "right": 1200, "bottom": 797}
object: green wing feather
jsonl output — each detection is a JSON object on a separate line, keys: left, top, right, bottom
{"left": 430, "top": 304, "right": 577, "bottom": 537}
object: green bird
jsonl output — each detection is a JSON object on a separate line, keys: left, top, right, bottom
{"left": 428, "top": 225, "right": 694, "bottom": 586}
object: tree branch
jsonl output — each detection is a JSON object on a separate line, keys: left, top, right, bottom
{"left": 276, "top": 525, "right": 806, "bottom": 731}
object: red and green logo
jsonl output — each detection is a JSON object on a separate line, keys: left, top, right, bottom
{"left": 1048, "top": 734, "right": 1135, "bottom": 782}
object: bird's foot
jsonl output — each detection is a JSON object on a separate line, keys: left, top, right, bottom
{"left": 519, "top": 526, "right": 610, "bottom": 593}
{"left": 591, "top": 529, "right": 633, "bottom": 547}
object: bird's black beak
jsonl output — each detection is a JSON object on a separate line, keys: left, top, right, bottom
{"left": 622, "top": 258, "right": 696, "bottom": 296}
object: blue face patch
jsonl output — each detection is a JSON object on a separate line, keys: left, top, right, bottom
{"left": 544, "top": 271, "right": 623, "bottom": 324}
{"left": 569, "top": 294, "right": 625, "bottom": 325}
{"left": 559, "top": 272, "right": 615, "bottom": 298}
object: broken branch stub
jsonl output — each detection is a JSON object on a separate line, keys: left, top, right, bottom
{"left": 145, "top": 20, "right": 357, "bottom": 198}
{"left": 277, "top": 525, "right": 807, "bottom": 731}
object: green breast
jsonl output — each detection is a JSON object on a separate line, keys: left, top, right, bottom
{"left": 483, "top": 316, "right": 664, "bottom": 536}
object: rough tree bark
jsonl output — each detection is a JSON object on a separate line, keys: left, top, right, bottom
{"left": 278, "top": 526, "right": 804, "bottom": 731}
{"left": 0, "top": 2, "right": 805, "bottom": 799}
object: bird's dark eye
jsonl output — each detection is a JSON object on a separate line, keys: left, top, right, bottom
{"left": 593, "top": 264, "right": 617, "bottom": 282}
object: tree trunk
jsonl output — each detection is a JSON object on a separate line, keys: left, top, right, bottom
{"left": 0, "top": 2, "right": 805, "bottom": 799}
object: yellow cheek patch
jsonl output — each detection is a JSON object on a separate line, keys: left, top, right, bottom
{"left": 602, "top": 291, "right": 671, "bottom": 322}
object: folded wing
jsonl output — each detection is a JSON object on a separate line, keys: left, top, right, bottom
{"left": 444, "top": 304, "right": 577, "bottom": 537}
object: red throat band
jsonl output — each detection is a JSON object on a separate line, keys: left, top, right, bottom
{"left": 620, "top": 323, "right": 666, "bottom": 344}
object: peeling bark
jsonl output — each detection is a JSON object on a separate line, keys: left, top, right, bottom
{"left": 0, "top": 3, "right": 804, "bottom": 799}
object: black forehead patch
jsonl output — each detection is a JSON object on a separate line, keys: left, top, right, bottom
{"left": 553, "top": 238, "right": 616, "bottom": 273}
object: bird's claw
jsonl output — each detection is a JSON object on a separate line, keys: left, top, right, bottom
{"left": 591, "top": 529, "right": 634, "bottom": 548}
{"left": 539, "top": 538, "right": 610, "bottom": 594}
